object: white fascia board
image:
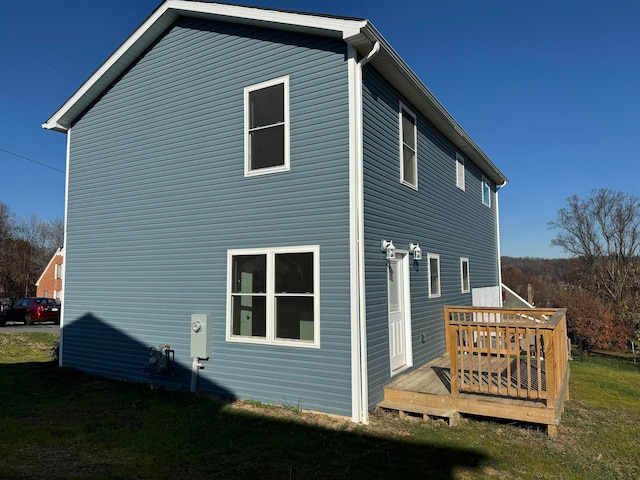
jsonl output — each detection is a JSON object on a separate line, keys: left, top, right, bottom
{"left": 42, "top": 0, "right": 366, "bottom": 132}
{"left": 168, "top": 1, "right": 367, "bottom": 38}
{"left": 43, "top": 3, "right": 178, "bottom": 132}
{"left": 347, "top": 23, "right": 508, "bottom": 187}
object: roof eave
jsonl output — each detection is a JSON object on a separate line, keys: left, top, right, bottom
{"left": 42, "top": 0, "right": 366, "bottom": 132}
{"left": 43, "top": 0, "right": 507, "bottom": 186}
{"left": 347, "top": 24, "right": 507, "bottom": 186}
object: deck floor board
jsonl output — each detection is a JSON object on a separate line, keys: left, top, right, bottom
{"left": 382, "top": 353, "right": 558, "bottom": 429}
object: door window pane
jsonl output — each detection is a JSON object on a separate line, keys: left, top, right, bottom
{"left": 388, "top": 262, "right": 401, "bottom": 312}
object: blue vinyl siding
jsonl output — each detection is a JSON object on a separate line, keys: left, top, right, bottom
{"left": 63, "top": 18, "right": 353, "bottom": 416}
{"left": 361, "top": 66, "right": 500, "bottom": 408}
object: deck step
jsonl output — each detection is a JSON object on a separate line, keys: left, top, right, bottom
{"left": 378, "top": 400, "right": 461, "bottom": 426}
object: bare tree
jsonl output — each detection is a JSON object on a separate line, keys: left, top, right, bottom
{"left": 550, "top": 189, "right": 640, "bottom": 303}
{"left": 0, "top": 202, "right": 14, "bottom": 241}
{"left": 0, "top": 205, "right": 64, "bottom": 299}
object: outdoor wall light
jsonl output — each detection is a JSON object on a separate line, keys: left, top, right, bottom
{"left": 409, "top": 243, "right": 422, "bottom": 261}
{"left": 381, "top": 239, "right": 396, "bottom": 260}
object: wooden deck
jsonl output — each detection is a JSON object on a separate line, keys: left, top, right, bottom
{"left": 379, "top": 306, "right": 570, "bottom": 436}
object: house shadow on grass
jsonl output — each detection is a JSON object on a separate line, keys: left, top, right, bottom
{"left": 0, "top": 362, "right": 488, "bottom": 479}
{"left": 0, "top": 315, "right": 489, "bottom": 479}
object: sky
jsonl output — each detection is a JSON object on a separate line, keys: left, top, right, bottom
{"left": 1, "top": 0, "right": 638, "bottom": 258}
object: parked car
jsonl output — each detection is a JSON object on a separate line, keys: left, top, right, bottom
{"left": 0, "top": 297, "right": 61, "bottom": 326}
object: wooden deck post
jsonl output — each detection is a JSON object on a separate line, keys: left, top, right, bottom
{"left": 445, "top": 307, "right": 459, "bottom": 396}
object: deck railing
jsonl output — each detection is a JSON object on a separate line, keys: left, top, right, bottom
{"left": 444, "top": 306, "right": 569, "bottom": 406}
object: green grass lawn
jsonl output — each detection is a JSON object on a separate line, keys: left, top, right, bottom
{"left": 1, "top": 332, "right": 638, "bottom": 479}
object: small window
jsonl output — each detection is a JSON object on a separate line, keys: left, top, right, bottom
{"left": 55, "top": 264, "right": 63, "bottom": 279}
{"left": 456, "top": 153, "right": 465, "bottom": 191}
{"left": 244, "top": 76, "right": 290, "bottom": 176}
{"left": 399, "top": 103, "right": 417, "bottom": 189}
{"left": 227, "top": 246, "right": 319, "bottom": 347}
{"left": 428, "top": 253, "right": 441, "bottom": 298}
{"left": 482, "top": 177, "right": 491, "bottom": 206}
{"left": 460, "top": 257, "right": 470, "bottom": 293}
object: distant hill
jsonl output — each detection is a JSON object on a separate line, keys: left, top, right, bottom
{"left": 501, "top": 256, "right": 581, "bottom": 285}
{"left": 500, "top": 256, "right": 582, "bottom": 307}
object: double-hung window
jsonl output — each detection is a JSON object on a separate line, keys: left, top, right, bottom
{"left": 460, "top": 257, "right": 470, "bottom": 293}
{"left": 428, "top": 253, "right": 441, "bottom": 298}
{"left": 456, "top": 153, "right": 465, "bottom": 191}
{"left": 399, "top": 103, "right": 417, "bottom": 189}
{"left": 227, "top": 246, "right": 319, "bottom": 347}
{"left": 244, "top": 76, "right": 290, "bottom": 176}
{"left": 482, "top": 177, "right": 491, "bottom": 206}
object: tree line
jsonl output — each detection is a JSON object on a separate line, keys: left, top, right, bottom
{"left": 0, "top": 202, "right": 63, "bottom": 303}
{"left": 503, "top": 188, "right": 640, "bottom": 356}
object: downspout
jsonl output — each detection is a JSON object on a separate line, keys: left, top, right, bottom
{"left": 59, "top": 128, "right": 71, "bottom": 367}
{"left": 359, "top": 41, "right": 380, "bottom": 68}
{"left": 349, "top": 40, "right": 380, "bottom": 424}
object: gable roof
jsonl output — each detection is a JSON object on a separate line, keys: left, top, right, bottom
{"left": 43, "top": 0, "right": 507, "bottom": 186}
{"left": 34, "top": 247, "right": 64, "bottom": 287}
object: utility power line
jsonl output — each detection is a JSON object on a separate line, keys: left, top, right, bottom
{"left": 0, "top": 148, "right": 65, "bottom": 174}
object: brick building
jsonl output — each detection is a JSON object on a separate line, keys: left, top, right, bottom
{"left": 35, "top": 247, "right": 64, "bottom": 301}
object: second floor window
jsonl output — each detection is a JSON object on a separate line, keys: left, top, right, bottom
{"left": 399, "top": 103, "right": 417, "bottom": 189}
{"left": 456, "top": 153, "right": 465, "bottom": 191}
{"left": 482, "top": 177, "right": 491, "bottom": 206}
{"left": 244, "top": 76, "right": 290, "bottom": 176}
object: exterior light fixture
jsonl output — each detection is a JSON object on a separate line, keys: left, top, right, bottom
{"left": 409, "top": 243, "right": 422, "bottom": 260}
{"left": 381, "top": 239, "right": 396, "bottom": 260}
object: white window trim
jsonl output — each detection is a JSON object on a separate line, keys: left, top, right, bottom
{"left": 427, "top": 253, "right": 441, "bottom": 298}
{"left": 244, "top": 76, "right": 290, "bottom": 177}
{"left": 399, "top": 101, "right": 418, "bottom": 190}
{"left": 460, "top": 257, "right": 470, "bottom": 293}
{"left": 482, "top": 177, "right": 491, "bottom": 207}
{"left": 456, "top": 153, "right": 465, "bottom": 191}
{"left": 226, "top": 245, "right": 320, "bottom": 348}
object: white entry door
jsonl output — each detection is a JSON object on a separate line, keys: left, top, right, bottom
{"left": 388, "top": 253, "right": 410, "bottom": 372}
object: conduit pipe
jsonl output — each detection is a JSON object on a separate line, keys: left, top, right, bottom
{"left": 190, "top": 357, "right": 203, "bottom": 393}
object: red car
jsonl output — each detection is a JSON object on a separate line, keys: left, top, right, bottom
{"left": 0, "top": 297, "right": 61, "bottom": 326}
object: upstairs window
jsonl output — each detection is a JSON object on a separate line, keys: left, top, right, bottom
{"left": 428, "top": 253, "right": 441, "bottom": 298}
{"left": 227, "top": 246, "right": 319, "bottom": 347}
{"left": 482, "top": 177, "right": 491, "bottom": 206}
{"left": 456, "top": 153, "right": 465, "bottom": 191}
{"left": 399, "top": 103, "right": 417, "bottom": 189}
{"left": 244, "top": 76, "right": 290, "bottom": 176}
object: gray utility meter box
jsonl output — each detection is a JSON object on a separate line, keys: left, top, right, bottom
{"left": 190, "top": 313, "right": 211, "bottom": 358}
